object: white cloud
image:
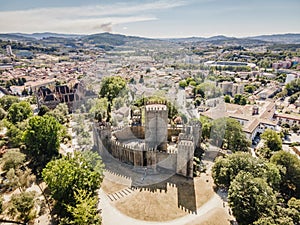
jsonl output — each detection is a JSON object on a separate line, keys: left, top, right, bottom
{"left": 0, "top": 0, "right": 186, "bottom": 34}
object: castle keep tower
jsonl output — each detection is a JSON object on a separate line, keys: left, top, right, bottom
{"left": 145, "top": 103, "right": 168, "bottom": 151}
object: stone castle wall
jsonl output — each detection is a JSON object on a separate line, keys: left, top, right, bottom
{"left": 93, "top": 122, "right": 198, "bottom": 178}
{"left": 114, "top": 126, "right": 144, "bottom": 141}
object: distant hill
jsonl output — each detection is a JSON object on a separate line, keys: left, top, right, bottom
{"left": 165, "top": 37, "right": 206, "bottom": 43}
{"left": 167, "top": 35, "right": 268, "bottom": 46}
{"left": 0, "top": 33, "right": 36, "bottom": 41}
{"left": 249, "top": 33, "right": 300, "bottom": 44}
{"left": 11, "top": 32, "right": 83, "bottom": 39}
{"left": 164, "top": 33, "right": 300, "bottom": 45}
{"left": 79, "top": 32, "right": 152, "bottom": 45}
{"left": 1, "top": 32, "right": 300, "bottom": 47}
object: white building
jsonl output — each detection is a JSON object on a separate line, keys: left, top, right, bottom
{"left": 285, "top": 73, "right": 298, "bottom": 84}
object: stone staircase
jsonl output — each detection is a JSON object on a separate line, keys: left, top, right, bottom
{"left": 106, "top": 187, "right": 135, "bottom": 202}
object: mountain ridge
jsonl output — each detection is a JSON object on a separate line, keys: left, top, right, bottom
{"left": 1, "top": 32, "right": 300, "bottom": 45}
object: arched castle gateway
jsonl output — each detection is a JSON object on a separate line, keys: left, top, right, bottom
{"left": 93, "top": 102, "right": 201, "bottom": 178}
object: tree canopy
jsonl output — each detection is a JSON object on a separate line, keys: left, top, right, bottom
{"left": 228, "top": 172, "right": 276, "bottom": 225}
{"left": 134, "top": 95, "right": 178, "bottom": 119}
{"left": 211, "top": 117, "right": 249, "bottom": 151}
{"left": 7, "top": 101, "right": 33, "bottom": 124}
{"left": 233, "top": 94, "right": 247, "bottom": 105}
{"left": 0, "top": 95, "right": 19, "bottom": 111}
{"left": 1, "top": 149, "right": 25, "bottom": 171}
{"left": 270, "top": 151, "right": 300, "bottom": 199}
{"left": 193, "top": 82, "right": 222, "bottom": 99}
{"left": 65, "top": 189, "right": 101, "bottom": 225}
{"left": 42, "top": 151, "right": 104, "bottom": 209}
{"left": 23, "top": 115, "right": 61, "bottom": 174}
{"left": 212, "top": 152, "right": 281, "bottom": 189}
{"left": 99, "top": 76, "right": 127, "bottom": 102}
{"left": 46, "top": 103, "right": 69, "bottom": 124}
{"left": 8, "top": 191, "right": 37, "bottom": 224}
{"left": 286, "top": 78, "right": 300, "bottom": 96}
{"left": 261, "top": 129, "right": 282, "bottom": 152}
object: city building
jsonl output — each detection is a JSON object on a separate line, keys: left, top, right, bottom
{"left": 200, "top": 100, "right": 277, "bottom": 140}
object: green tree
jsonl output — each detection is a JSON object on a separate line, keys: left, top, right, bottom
{"left": 179, "top": 80, "right": 187, "bottom": 88}
{"left": 99, "top": 76, "right": 127, "bottom": 102}
{"left": 228, "top": 172, "right": 276, "bottom": 225}
{"left": 199, "top": 116, "right": 211, "bottom": 141}
{"left": 8, "top": 191, "right": 36, "bottom": 224}
{"left": 270, "top": 151, "right": 300, "bottom": 199}
{"left": 65, "top": 189, "right": 101, "bottom": 225}
{"left": 189, "top": 81, "right": 197, "bottom": 86}
{"left": 0, "top": 107, "right": 7, "bottom": 120}
{"left": 5, "top": 120, "right": 28, "bottom": 148}
{"left": 287, "top": 197, "right": 300, "bottom": 223}
{"left": 261, "top": 129, "right": 282, "bottom": 152}
{"left": 244, "top": 85, "right": 256, "bottom": 93}
{"left": 7, "top": 101, "right": 33, "bottom": 124}
{"left": 212, "top": 152, "right": 281, "bottom": 189}
{"left": 38, "top": 105, "right": 50, "bottom": 116}
{"left": 89, "top": 98, "right": 108, "bottom": 122}
{"left": 286, "top": 78, "right": 300, "bottom": 96}
{"left": 195, "top": 82, "right": 222, "bottom": 99}
{"left": 46, "top": 103, "right": 69, "bottom": 124}
{"left": 0, "top": 95, "right": 19, "bottom": 111}
{"left": 256, "top": 146, "right": 272, "bottom": 159}
{"left": 213, "top": 152, "right": 256, "bottom": 188}
{"left": 1, "top": 149, "right": 25, "bottom": 171}
{"left": 211, "top": 118, "right": 249, "bottom": 151}
{"left": 23, "top": 115, "right": 61, "bottom": 174}
{"left": 224, "top": 95, "right": 230, "bottom": 103}
{"left": 5, "top": 167, "right": 35, "bottom": 192}
{"left": 234, "top": 94, "right": 247, "bottom": 105}
{"left": 42, "top": 151, "right": 104, "bottom": 210}
{"left": 112, "top": 97, "right": 124, "bottom": 110}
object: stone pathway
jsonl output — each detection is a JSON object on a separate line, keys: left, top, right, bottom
{"left": 106, "top": 187, "right": 135, "bottom": 202}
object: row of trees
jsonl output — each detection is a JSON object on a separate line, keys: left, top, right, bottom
{"left": 212, "top": 127, "right": 300, "bottom": 224}
{"left": 213, "top": 151, "right": 300, "bottom": 224}
{"left": 0, "top": 94, "right": 104, "bottom": 224}
{"left": 224, "top": 94, "right": 248, "bottom": 105}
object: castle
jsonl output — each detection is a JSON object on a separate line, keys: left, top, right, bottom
{"left": 93, "top": 101, "right": 202, "bottom": 179}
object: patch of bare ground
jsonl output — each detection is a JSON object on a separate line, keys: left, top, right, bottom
{"left": 114, "top": 174, "right": 215, "bottom": 222}
{"left": 187, "top": 208, "right": 231, "bottom": 225}
{"left": 101, "top": 178, "right": 129, "bottom": 194}
{"left": 194, "top": 174, "right": 215, "bottom": 207}
{"left": 114, "top": 183, "right": 188, "bottom": 221}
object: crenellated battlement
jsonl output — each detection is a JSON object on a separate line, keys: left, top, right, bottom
{"left": 145, "top": 104, "right": 167, "bottom": 112}
{"left": 93, "top": 101, "right": 201, "bottom": 179}
{"left": 178, "top": 140, "right": 194, "bottom": 147}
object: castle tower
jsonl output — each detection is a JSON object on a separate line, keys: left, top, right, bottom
{"left": 145, "top": 103, "right": 168, "bottom": 151}
{"left": 176, "top": 139, "right": 194, "bottom": 178}
{"left": 189, "top": 121, "right": 202, "bottom": 149}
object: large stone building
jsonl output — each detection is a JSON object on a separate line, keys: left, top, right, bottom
{"left": 93, "top": 102, "right": 201, "bottom": 179}
{"left": 201, "top": 100, "right": 277, "bottom": 140}
{"left": 36, "top": 81, "right": 96, "bottom": 111}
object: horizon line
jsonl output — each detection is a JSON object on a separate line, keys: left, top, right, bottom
{"left": 1, "top": 31, "right": 300, "bottom": 40}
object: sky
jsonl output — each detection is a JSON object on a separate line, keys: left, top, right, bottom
{"left": 0, "top": 0, "right": 299, "bottom": 38}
